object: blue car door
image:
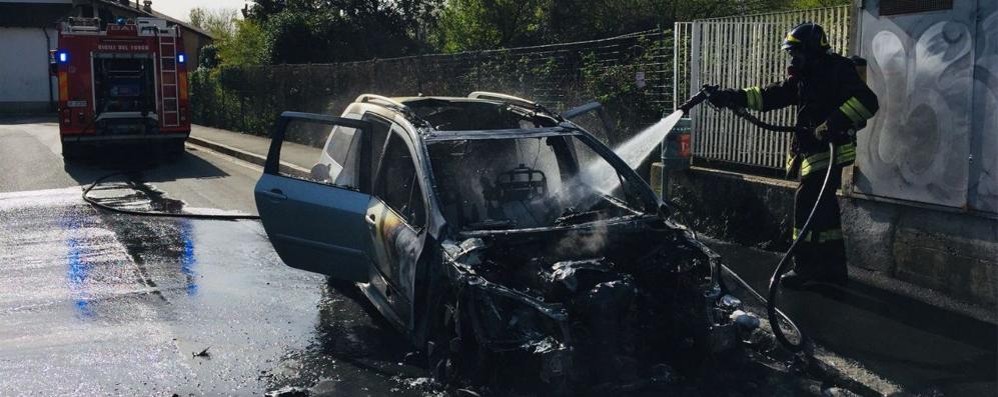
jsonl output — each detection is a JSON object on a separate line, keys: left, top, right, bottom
{"left": 254, "top": 112, "right": 375, "bottom": 281}
{"left": 363, "top": 129, "right": 429, "bottom": 328}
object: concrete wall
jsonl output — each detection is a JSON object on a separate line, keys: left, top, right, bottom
{"left": 657, "top": 164, "right": 998, "bottom": 320}
{"left": 841, "top": 197, "right": 998, "bottom": 307}
{"left": 0, "top": 27, "right": 57, "bottom": 113}
{"left": 661, "top": 166, "right": 796, "bottom": 251}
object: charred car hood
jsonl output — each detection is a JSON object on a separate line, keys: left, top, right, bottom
{"left": 440, "top": 216, "right": 726, "bottom": 387}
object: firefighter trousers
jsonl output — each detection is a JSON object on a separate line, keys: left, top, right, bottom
{"left": 791, "top": 164, "right": 847, "bottom": 280}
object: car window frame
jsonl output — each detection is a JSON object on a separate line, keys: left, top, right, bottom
{"left": 371, "top": 123, "right": 430, "bottom": 231}
{"left": 264, "top": 112, "right": 373, "bottom": 189}
{"left": 361, "top": 112, "right": 394, "bottom": 194}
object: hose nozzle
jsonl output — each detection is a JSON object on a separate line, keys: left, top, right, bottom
{"left": 678, "top": 84, "right": 720, "bottom": 116}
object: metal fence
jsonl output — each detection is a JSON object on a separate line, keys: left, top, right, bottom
{"left": 191, "top": 29, "right": 673, "bottom": 147}
{"left": 675, "top": 6, "right": 852, "bottom": 170}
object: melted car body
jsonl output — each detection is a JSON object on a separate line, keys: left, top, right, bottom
{"left": 254, "top": 94, "right": 753, "bottom": 393}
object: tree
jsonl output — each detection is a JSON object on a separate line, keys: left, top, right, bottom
{"left": 199, "top": 44, "right": 220, "bottom": 68}
{"left": 245, "top": 0, "right": 443, "bottom": 63}
{"left": 788, "top": 0, "right": 850, "bottom": 8}
{"left": 221, "top": 19, "right": 267, "bottom": 66}
{"left": 189, "top": 7, "right": 266, "bottom": 67}
{"left": 433, "top": 0, "right": 805, "bottom": 52}
{"left": 189, "top": 7, "right": 239, "bottom": 40}
{"left": 238, "top": 0, "right": 840, "bottom": 61}
{"left": 434, "top": 0, "right": 548, "bottom": 52}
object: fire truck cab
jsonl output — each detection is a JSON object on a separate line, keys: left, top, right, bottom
{"left": 52, "top": 17, "right": 190, "bottom": 159}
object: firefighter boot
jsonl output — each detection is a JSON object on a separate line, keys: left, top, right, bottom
{"left": 780, "top": 270, "right": 812, "bottom": 290}
{"left": 782, "top": 254, "right": 821, "bottom": 289}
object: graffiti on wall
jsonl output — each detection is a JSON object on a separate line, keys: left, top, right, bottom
{"left": 854, "top": 1, "right": 996, "bottom": 214}
{"left": 971, "top": 6, "right": 998, "bottom": 213}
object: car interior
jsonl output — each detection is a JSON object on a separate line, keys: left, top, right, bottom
{"left": 429, "top": 136, "right": 638, "bottom": 231}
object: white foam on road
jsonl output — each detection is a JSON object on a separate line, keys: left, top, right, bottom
{"left": 0, "top": 186, "right": 330, "bottom": 395}
{"left": 0, "top": 186, "right": 82, "bottom": 210}
{"left": 0, "top": 186, "right": 187, "bottom": 394}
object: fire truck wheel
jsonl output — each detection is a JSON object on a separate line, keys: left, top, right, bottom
{"left": 61, "top": 141, "right": 82, "bottom": 161}
{"left": 167, "top": 139, "right": 186, "bottom": 158}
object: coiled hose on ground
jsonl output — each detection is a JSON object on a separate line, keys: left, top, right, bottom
{"left": 83, "top": 171, "right": 261, "bottom": 220}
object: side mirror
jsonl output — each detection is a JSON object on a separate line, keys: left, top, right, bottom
{"left": 48, "top": 50, "right": 58, "bottom": 76}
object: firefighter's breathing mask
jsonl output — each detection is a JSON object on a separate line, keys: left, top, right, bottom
{"left": 786, "top": 48, "right": 808, "bottom": 78}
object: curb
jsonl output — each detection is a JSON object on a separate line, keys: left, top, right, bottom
{"left": 186, "top": 136, "right": 311, "bottom": 179}
{"left": 187, "top": 135, "right": 267, "bottom": 167}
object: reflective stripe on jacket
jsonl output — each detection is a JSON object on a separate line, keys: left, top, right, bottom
{"left": 735, "top": 52, "right": 879, "bottom": 165}
{"left": 793, "top": 227, "right": 844, "bottom": 243}
{"left": 785, "top": 142, "right": 855, "bottom": 178}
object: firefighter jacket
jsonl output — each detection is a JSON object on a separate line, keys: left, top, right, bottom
{"left": 736, "top": 53, "right": 879, "bottom": 178}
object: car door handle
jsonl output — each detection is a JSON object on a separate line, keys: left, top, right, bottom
{"left": 261, "top": 188, "right": 287, "bottom": 200}
{"left": 365, "top": 213, "right": 377, "bottom": 226}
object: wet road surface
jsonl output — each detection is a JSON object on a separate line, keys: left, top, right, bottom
{"left": 0, "top": 119, "right": 428, "bottom": 396}
{"left": 1, "top": 118, "right": 995, "bottom": 396}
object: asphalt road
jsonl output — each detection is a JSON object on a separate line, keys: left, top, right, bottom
{"left": 0, "top": 118, "right": 994, "bottom": 396}
{"left": 0, "top": 119, "right": 427, "bottom": 396}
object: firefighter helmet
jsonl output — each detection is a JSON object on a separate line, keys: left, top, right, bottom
{"left": 781, "top": 22, "right": 830, "bottom": 53}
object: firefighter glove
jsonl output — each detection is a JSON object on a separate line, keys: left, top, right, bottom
{"left": 708, "top": 88, "right": 742, "bottom": 109}
{"left": 813, "top": 122, "right": 829, "bottom": 141}
{"left": 813, "top": 121, "right": 848, "bottom": 142}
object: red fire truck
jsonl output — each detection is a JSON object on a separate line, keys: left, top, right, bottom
{"left": 52, "top": 17, "right": 190, "bottom": 159}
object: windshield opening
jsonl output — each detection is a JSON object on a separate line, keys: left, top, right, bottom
{"left": 405, "top": 99, "right": 559, "bottom": 131}
{"left": 428, "top": 135, "right": 646, "bottom": 231}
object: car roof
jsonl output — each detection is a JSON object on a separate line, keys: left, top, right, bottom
{"left": 351, "top": 94, "right": 565, "bottom": 139}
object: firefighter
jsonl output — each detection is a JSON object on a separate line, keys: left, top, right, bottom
{"left": 708, "top": 22, "right": 879, "bottom": 287}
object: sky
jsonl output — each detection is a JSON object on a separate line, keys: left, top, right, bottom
{"left": 154, "top": 0, "right": 251, "bottom": 22}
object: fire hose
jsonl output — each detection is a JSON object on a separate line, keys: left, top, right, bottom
{"left": 83, "top": 171, "right": 261, "bottom": 220}
{"left": 678, "top": 85, "right": 838, "bottom": 354}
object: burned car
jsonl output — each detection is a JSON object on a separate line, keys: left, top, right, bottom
{"left": 255, "top": 93, "right": 763, "bottom": 393}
